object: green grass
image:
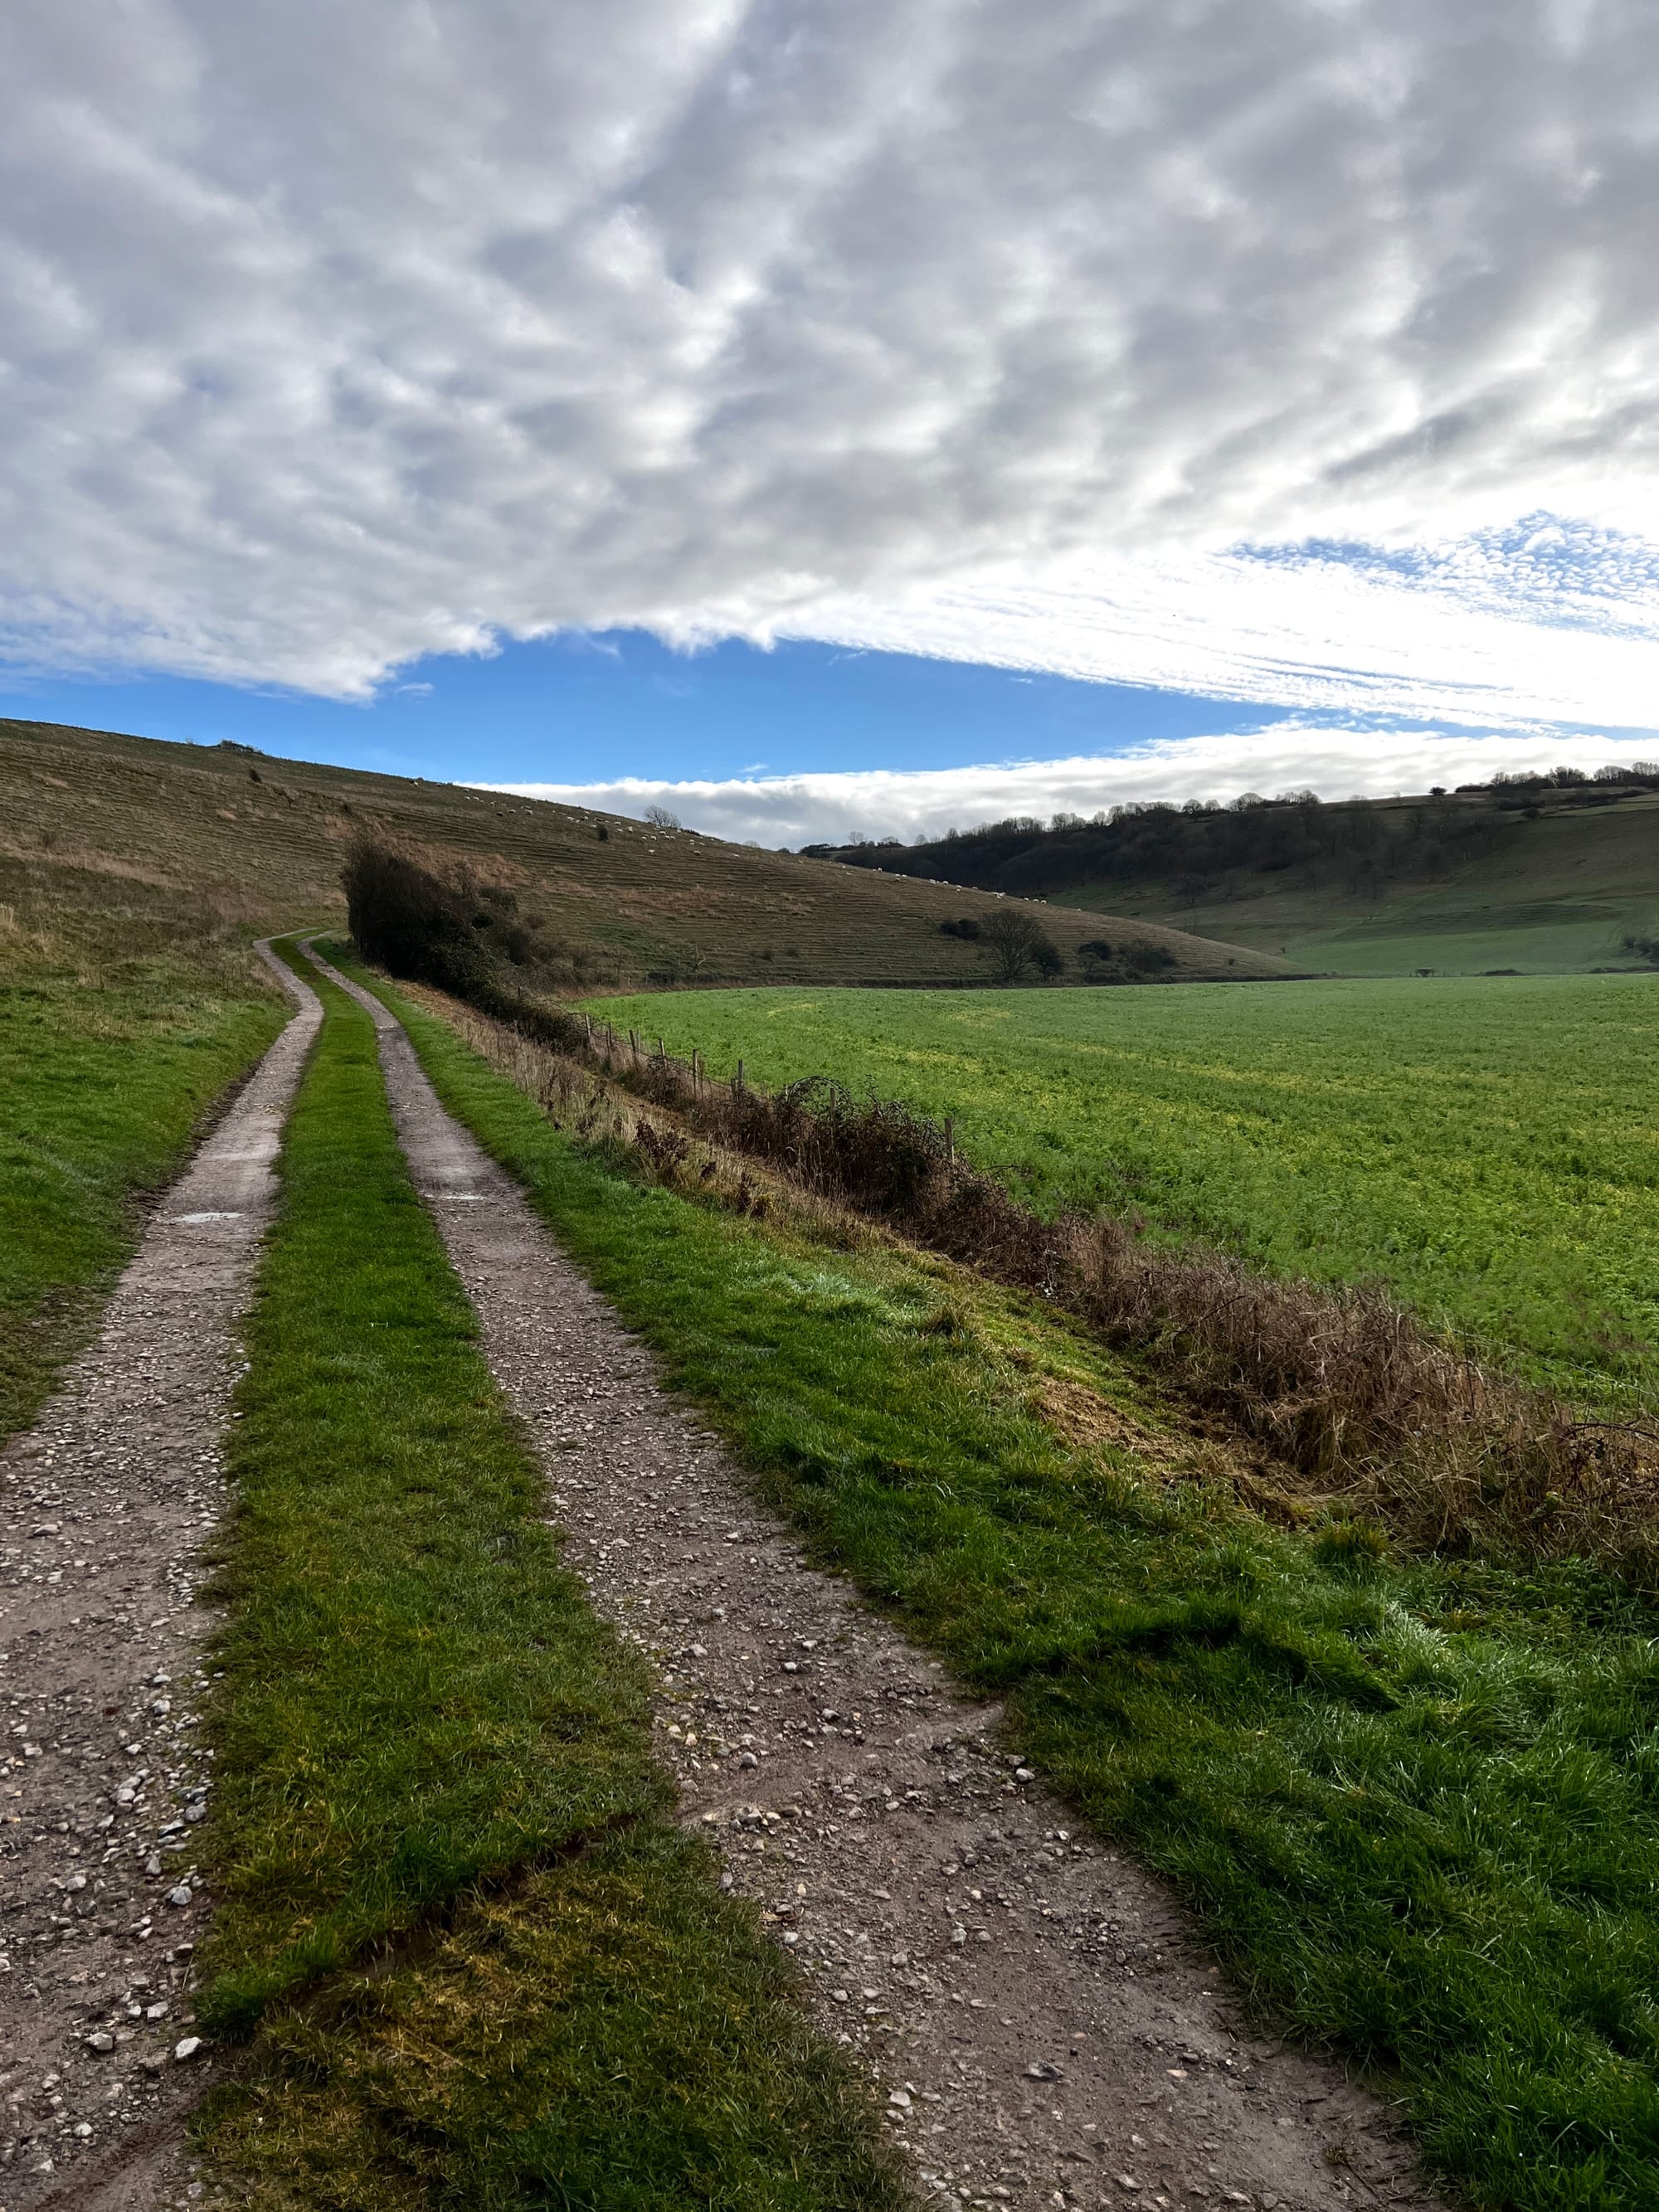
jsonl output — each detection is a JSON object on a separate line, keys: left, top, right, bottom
{"left": 197, "top": 947, "right": 903, "bottom": 2212}
{"left": 0, "top": 929, "right": 284, "bottom": 1443}
{"left": 595, "top": 973, "right": 1659, "bottom": 1409}
{"left": 1053, "top": 792, "right": 1659, "bottom": 976}
{"left": 348, "top": 963, "right": 1659, "bottom": 2211}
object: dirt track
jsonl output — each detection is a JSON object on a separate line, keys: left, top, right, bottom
{"left": 313, "top": 941, "right": 1445, "bottom": 2212}
{"left": 0, "top": 944, "right": 319, "bottom": 2212}
{"left": 1, "top": 934, "right": 1448, "bottom": 2211}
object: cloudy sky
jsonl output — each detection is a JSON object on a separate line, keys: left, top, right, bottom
{"left": 5, "top": 0, "right": 1659, "bottom": 840}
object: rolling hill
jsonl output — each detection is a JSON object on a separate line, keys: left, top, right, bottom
{"left": 0, "top": 714, "right": 1283, "bottom": 987}
{"left": 812, "top": 783, "right": 1659, "bottom": 975}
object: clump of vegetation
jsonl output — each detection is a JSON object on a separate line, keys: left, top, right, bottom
{"left": 341, "top": 837, "right": 495, "bottom": 996}
{"left": 1311, "top": 1514, "right": 1389, "bottom": 1568}
{"left": 938, "top": 915, "right": 981, "bottom": 940}
{"left": 1122, "top": 939, "right": 1175, "bottom": 973}
{"left": 342, "top": 834, "right": 602, "bottom": 1010}
{"left": 1620, "top": 931, "right": 1659, "bottom": 966}
{"left": 979, "top": 907, "right": 1064, "bottom": 982}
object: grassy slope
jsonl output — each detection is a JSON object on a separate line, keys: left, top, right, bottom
{"left": 0, "top": 713, "right": 1277, "bottom": 988}
{"left": 200, "top": 947, "right": 902, "bottom": 2211}
{"left": 354, "top": 957, "right": 1659, "bottom": 2212}
{"left": 593, "top": 975, "right": 1659, "bottom": 1409}
{"left": 1051, "top": 793, "right": 1659, "bottom": 975}
{"left": 0, "top": 919, "right": 284, "bottom": 1444}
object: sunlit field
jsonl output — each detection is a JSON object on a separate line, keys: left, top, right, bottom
{"left": 597, "top": 972, "right": 1659, "bottom": 1407}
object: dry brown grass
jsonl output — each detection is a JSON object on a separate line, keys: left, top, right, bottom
{"left": 2, "top": 714, "right": 1281, "bottom": 989}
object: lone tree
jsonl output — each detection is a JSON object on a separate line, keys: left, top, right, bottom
{"left": 645, "top": 803, "right": 682, "bottom": 829}
{"left": 979, "top": 907, "right": 1063, "bottom": 983}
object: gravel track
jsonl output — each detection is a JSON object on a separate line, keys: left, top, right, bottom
{"left": 0, "top": 944, "right": 319, "bottom": 2212}
{"left": 314, "top": 944, "right": 1447, "bottom": 2212}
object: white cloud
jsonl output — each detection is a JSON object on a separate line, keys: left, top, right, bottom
{"left": 480, "top": 726, "right": 1659, "bottom": 847}
{"left": 766, "top": 527, "right": 1659, "bottom": 731}
{"left": 3, "top": 2, "right": 1659, "bottom": 702}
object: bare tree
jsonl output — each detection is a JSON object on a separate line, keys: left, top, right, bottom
{"left": 979, "top": 907, "right": 1062, "bottom": 983}
{"left": 645, "top": 803, "right": 682, "bottom": 829}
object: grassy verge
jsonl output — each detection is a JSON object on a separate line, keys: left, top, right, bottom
{"left": 353, "top": 956, "right": 1659, "bottom": 2212}
{"left": 196, "top": 949, "right": 903, "bottom": 2210}
{"left": 0, "top": 926, "right": 285, "bottom": 1443}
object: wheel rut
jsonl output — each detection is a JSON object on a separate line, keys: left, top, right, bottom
{"left": 311, "top": 942, "right": 1449, "bottom": 2212}
{"left": 1, "top": 943, "right": 321, "bottom": 2212}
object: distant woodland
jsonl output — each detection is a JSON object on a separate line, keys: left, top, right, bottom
{"left": 804, "top": 763, "right": 1659, "bottom": 903}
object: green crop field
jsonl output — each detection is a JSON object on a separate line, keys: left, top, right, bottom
{"left": 596, "top": 972, "right": 1659, "bottom": 1409}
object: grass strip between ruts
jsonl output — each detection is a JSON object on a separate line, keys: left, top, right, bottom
{"left": 345, "top": 954, "right": 1659, "bottom": 2212}
{"left": 194, "top": 946, "right": 905, "bottom": 2211}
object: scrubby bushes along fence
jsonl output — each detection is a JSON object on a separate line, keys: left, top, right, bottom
{"left": 397, "top": 973, "right": 1659, "bottom": 1582}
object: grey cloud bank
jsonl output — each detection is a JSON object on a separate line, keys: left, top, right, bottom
{"left": 4, "top": 1, "right": 1659, "bottom": 704}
